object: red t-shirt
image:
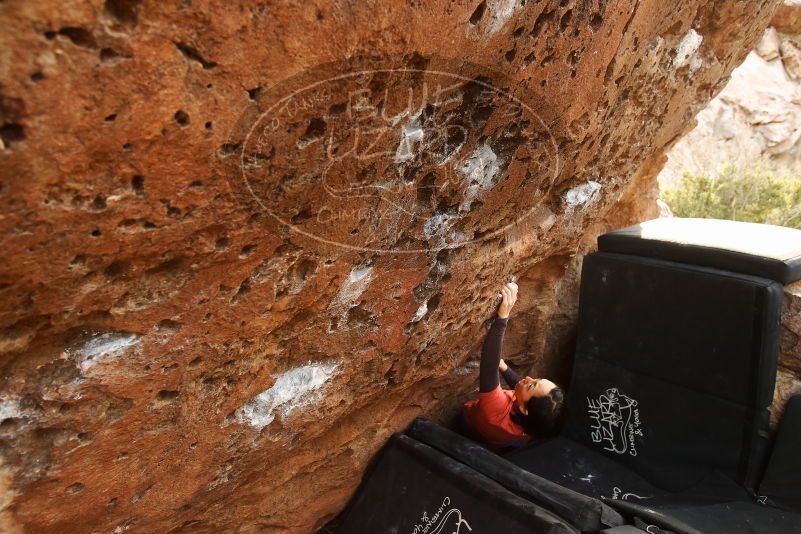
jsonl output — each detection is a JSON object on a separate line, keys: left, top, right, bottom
{"left": 463, "top": 385, "right": 530, "bottom": 446}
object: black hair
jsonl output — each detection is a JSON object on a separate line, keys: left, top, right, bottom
{"left": 518, "top": 386, "right": 567, "bottom": 439}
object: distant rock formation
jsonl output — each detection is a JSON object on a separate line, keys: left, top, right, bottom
{"left": 781, "top": 38, "right": 801, "bottom": 79}
{"left": 657, "top": 17, "right": 801, "bottom": 431}
{"left": 657, "top": 43, "right": 801, "bottom": 188}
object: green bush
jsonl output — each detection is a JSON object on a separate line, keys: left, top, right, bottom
{"left": 661, "top": 166, "right": 801, "bottom": 229}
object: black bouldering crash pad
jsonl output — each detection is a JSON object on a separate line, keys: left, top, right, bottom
{"left": 336, "top": 434, "right": 578, "bottom": 534}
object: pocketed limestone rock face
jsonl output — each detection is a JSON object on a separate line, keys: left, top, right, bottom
{"left": 0, "top": 1, "right": 780, "bottom": 532}
{"left": 656, "top": 48, "right": 801, "bottom": 188}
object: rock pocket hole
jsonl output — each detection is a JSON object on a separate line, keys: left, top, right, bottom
{"left": 469, "top": 1, "right": 486, "bottom": 25}
{"left": 58, "top": 27, "right": 96, "bottom": 49}
{"left": 155, "top": 390, "right": 179, "bottom": 402}
{"left": 297, "top": 117, "right": 326, "bottom": 148}
{"left": 104, "top": 0, "right": 143, "bottom": 28}
{"left": 567, "top": 50, "right": 579, "bottom": 65}
{"left": 214, "top": 237, "right": 230, "bottom": 250}
{"left": 0, "top": 418, "right": 19, "bottom": 433}
{"left": 65, "top": 482, "right": 85, "bottom": 494}
{"left": 131, "top": 175, "right": 144, "bottom": 194}
{"left": 103, "top": 260, "right": 129, "bottom": 280}
{"left": 218, "top": 142, "right": 240, "bottom": 157}
{"left": 531, "top": 10, "right": 555, "bottom": 38}
{"left": 175, "top": 42, "right": 217, "bottom": 69}
{"left": 559, "top": 9, "right": 573, "bottom": 31}
{"left": 291, "top": 207, "right": 313, "bottom": 223}
{"left": 424, "top": 293, "right": 442, "bottom": 320}
{"left": 174, "top": 110, "right": 190, "bottom": 127}
{"left": 99, "top": 48, "right": 126, "bottom": 64}
{"left": 0, "top": 123, "right": 26, "bottom": 150}
{"left": 156, "top": 319, "right": 182, "bottom": 333}
{"left": 230, "top": 277, "right": 251, "bottom": 304}
{"left": 247, "top": 86, "right": 261, "bottom": 101}
{"left": 589, "top": 13, "right": 603, "bottom": 32}
{"left": 346, "top": 304, "right": 376, "bottom": 329}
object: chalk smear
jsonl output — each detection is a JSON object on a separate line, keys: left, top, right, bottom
{"left": 335, "top": 265, "right": 374, "bottom": 306}
{"left": 484, "top": 0, "right": 519, "bottom": 35}
{"left": 674, "top": 29, "right": 704, "bottom": 73}
{"left": 459, "top": 143, "right": 503, "bottom": 212}
{"left": 395, "top": 112, "right": 425, "bottom": 163}
{"left": 67, "top": 332, "right": 141, "bottom": 373}
{"left": 236, "top": 361, "right": 340, "bottom": 430}
{"left": 0, "top": 398, "right": 24, "bottom": 421}
{"left": 564, "top": 180, "right": 602, "bottom": 207}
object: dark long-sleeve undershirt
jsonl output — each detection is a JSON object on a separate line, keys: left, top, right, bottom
{"left": 479, "top": 316, "right": 511, "bottom": 393}
{"left": 502, "top": 366, "right": 522, "bottom": 389}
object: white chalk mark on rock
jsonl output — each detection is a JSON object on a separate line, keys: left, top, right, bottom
{"left": 459, "top": 143, "right": 503, "bottom": 212}
{"left": 0, "top": 398, "right": 24, "bottom": 421}
{"left": 674, "top": 29, "right": 704, "bottom": 73}
{"left": 564, "top": 180, "right": 602, "bottom": 220}
{"left": 646, "top": 36, "right": 665, "bottom": 54}
{"left": 68, "top": 332, "right": 141, "bottom": 373}
{"left": 395, "top": 112, "right": 424, "bottom": 163}
{"left": 335, "top": 265, "right": 374, "bottom": 306}
{"left": 423, "top": 213, "right": 454, "bottom": 238}
{"left": 565, "top": 180, "right": 602, "bottom": 207}
{"left": 423, "top": 212, "right": 467, "bottom": 249}
{"left": 236, "top": 361, "right": 340, "bottom": 430}
{"left": 485, "top": 0, "right": 519, "bottom": 35}
{"left": 411, "top": 301, "right": 428, "bottom": 322}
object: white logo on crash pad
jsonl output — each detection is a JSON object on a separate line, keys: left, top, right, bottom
{"left": 410, "top": 496, "right": 472, "bottom": 534}
{"left": 611, "top": 486, "right": 650, "bottom": 501}
{"left": 587, "top": 387, "right": 643, "bottom": 456}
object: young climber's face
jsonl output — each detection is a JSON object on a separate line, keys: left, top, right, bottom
{"left": 514, "top": 377, "right": 556, "bottom": 415}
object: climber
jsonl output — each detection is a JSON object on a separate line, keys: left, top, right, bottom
{"left": 461, "top": 282, "right": 567, "bottom": 450}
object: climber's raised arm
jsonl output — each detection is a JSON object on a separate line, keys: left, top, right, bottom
{"left": 478, "top": 282, "right": 518, "bottom": 393}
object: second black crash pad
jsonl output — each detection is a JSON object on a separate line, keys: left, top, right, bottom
{"left": 336, "top": 434, "right": 578, "bottom": 534}
{"left": 561, "top": 252, "right": 782, "bottom": 491}
{"left": 576, "top": 252, "right": 782, "bottom": 411}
